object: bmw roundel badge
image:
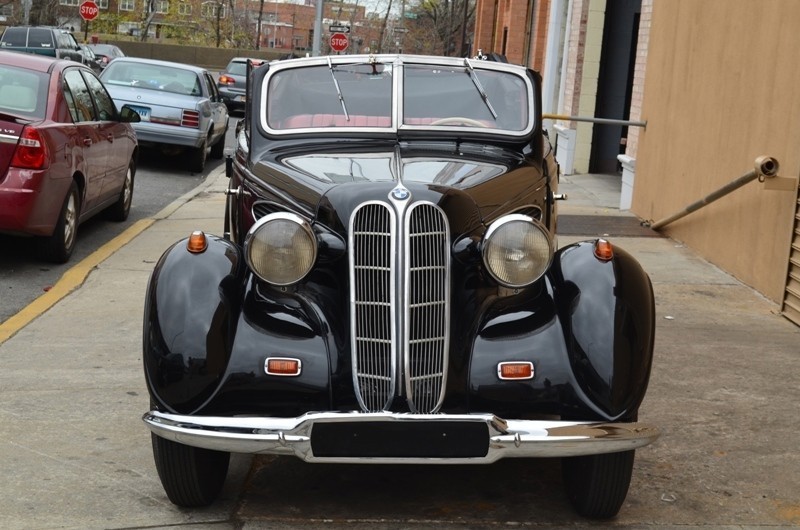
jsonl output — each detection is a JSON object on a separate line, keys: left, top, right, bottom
{"left": 391, "top": 187, "right": 410, "bottom": 200}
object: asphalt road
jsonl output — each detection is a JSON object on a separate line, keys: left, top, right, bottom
{"left": 0, "top": 117, "right": 238, "bottom": 323}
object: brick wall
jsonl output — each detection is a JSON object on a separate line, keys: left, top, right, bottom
{"left": 473, "top": 0, "right": 498, "bottom": 57}
{"left": 624, "top": 0, "right": 651, "bottom": 157}
{"left": 527, "top": 0, "right": 550, "bottom": 71}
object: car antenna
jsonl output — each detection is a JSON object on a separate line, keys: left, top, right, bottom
{"left": 327, "top": 56, "right": 350, "bottom": 122}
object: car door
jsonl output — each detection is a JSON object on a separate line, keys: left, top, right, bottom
{"left": 58, "top": 32, "right": 84, "bottom": 63}
{"left": 81, "top": 70, "right": 132, "bottom": 203}
{"left": 202, "top": 72, "right": 228, "bottom": 141}
{"left": 63, "top": 68, "right": 108, "bottom": 214}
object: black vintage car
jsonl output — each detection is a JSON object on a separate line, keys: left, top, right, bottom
{"left": 142, "top": 54, "right": 659, "bottom": 518}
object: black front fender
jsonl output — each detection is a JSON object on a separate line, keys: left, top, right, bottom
{"left": 143, "top": 235, "right": 243, "bottom": 414}
{"left": 550, "top": 240, "right": 655, "bottom": 419}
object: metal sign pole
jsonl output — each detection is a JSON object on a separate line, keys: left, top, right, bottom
{"left": 312, "top": 0, "right": 323, "bottom": 56}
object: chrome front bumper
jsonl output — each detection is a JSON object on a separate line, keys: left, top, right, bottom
{"left": 144, "top": 411, "right": 659, "bottom": 463}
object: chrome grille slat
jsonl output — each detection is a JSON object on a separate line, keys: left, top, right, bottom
{"left": 409, "top": 337, "right": 446, "bottom": 344}
{"left": 409, "top": 301, "right": 447, "bottom": 308}
{"left": 350, "top": 200, "right": 449, "bottom": 414}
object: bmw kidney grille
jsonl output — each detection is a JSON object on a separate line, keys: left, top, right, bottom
{"left": 349, "top": 201, "right": 450, "bottom": 413}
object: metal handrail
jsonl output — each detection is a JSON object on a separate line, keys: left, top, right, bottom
{"left": 543, "top": 113, "right": 647, "bottom": 128}
{"left": 644, "top": 156, "right": 781, "bottom": 230}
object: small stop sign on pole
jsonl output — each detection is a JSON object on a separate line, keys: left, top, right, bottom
{"left": 330, "top": 32, "right": 349, "bottom": 53}
{"left": 79, "top": 0, "right": 99, "bottom": 21}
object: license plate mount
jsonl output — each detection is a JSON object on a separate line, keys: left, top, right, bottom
{"left": 128, "top": 105, "right": 150, "bottom": 121}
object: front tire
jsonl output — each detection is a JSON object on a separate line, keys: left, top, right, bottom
{"left": 37, "top": 180, "right": 79, "bottom": 263}
{"left": 562, "top": 450, "right": 635, "bottom": 519}
{"left": 151, "top": 433, "right": 230, "bottom": 507}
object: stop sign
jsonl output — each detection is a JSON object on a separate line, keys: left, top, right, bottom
{"left": 79, "top": 0, "right": 99, "bottom": 21}
{"left": 330, "top": 32, "right": 349, "bottom": 52}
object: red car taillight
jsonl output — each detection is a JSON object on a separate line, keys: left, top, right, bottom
{"left": 218, "top": 74, "right": 235, "bottom": 85}
{"left": 181, "top": 110, "right": 200, "bottom": 128}
{"left": 11, "top": 126, "right": 50, "bottom": 170}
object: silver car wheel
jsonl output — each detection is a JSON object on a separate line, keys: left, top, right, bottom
{"left": 63, "top": 190, "right": 78, "bottom": 250}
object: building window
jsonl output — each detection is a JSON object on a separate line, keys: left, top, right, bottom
{"left": 96, "top": 0, "right": 108, "bottom": 8}
{"left": 155, "top": 0, "right": 168, "bottom": 13}
{"left": 60, "top": 0, "right": 79, "bottom": 6}
{"left": 119, "top": 0, "right": 135, "bottom": 11}
{"left": 178, "top": 2, "right": 191, "bottom": 15}
{"left": 202, "top": 1, "right": 225, "bottom": 18}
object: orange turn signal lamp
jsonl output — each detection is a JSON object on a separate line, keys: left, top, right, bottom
{"left": 498, "top": 361, "right": 534, "bottom": 380}
{"left": 593, "top": 238, "right": 614, "bottom": 262}
{"left": 265, "top": 357, "right": 302, "bottom": 376}
{"left": 187, "top": 230, "right": 208, "bottom": 253}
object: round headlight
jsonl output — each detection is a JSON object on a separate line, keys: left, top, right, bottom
{"left": 244, "top": 212, "right": 317, "bottom": 285}
{"left": 482, "top": 215, "right": 553, "bottom": 288}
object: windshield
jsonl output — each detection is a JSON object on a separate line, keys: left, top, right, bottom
{"left": 264, "top": 57, "right": 532, "bottom": 134}
{"left": 403, "top": 64, "right": 526, "bottom": 129}
{"left": 102, "top": 62, "right": 202, "bottom": 96}
{"left": 0, "top": 65, "right": 48, "bottom": 118}
{"left": 268, "top": 62, "right": 393, "bottom": 129}
{"left": 226, "top": 61, "right": 248, "bottom": 76}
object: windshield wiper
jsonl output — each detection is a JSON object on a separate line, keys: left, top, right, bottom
{"left": 327, "top": 56, "right": 350, "bottom": 122}
{"left": 464, "top": 58, "right": 498, "bottom": 120}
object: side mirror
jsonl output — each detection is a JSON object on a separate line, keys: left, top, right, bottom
{"left": 119, "top": 105, "right": 142, "bottom": 123}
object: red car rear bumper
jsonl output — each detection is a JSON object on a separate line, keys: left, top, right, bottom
{"left": 0, "top": 168, "right": 60, "bottom": 236}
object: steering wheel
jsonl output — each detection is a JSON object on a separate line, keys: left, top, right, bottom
{"left": 429, "top": 116, "right": 489, "bottom": 128}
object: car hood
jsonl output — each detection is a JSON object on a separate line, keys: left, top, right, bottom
{"left": 250, "top": 144, "right": 544, "bottom": 234}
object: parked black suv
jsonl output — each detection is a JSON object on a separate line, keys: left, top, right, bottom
{"left": 0, "top": 26, "right": 85, "bottom": 63}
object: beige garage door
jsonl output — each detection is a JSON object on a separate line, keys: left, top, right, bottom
{"left": 783, "top": 185, "right": 800, "bottom": 326}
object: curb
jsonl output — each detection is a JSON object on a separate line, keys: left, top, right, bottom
{"left": 0, "top": 166, "right": 226, "bottom": 346}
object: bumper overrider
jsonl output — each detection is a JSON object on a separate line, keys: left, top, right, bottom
{"left": 144, "top": 411, "right": 659, "bottom": 463}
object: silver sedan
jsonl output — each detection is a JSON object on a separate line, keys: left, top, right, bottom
{"left": 100, "top": 57, "right": 228, "bottom": 173}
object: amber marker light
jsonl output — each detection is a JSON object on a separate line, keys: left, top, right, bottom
{"left": 265, "top": 357, "right": 302, "bottom": 376}
{"left": 498, "top": 361, "right": 534, "bottom": 380}
{"left": 187, "top": 230, "right": 208, "bottom": 253}
{"left": 593, "top": 238, "right": 614, "bottom": 262}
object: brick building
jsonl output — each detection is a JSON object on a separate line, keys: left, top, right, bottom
{"left": 0, "top": 0, "right": 382, "bottom": 53}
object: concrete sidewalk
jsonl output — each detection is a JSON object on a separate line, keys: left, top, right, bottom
{"left": 0, "top": 169, "right": 798, "bottom": 529}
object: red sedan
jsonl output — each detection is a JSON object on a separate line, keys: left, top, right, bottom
{"left": 0, "top": 50, "right": 139, "bottom": 263}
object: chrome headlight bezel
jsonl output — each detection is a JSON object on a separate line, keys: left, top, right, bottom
{"left": 243, "top": 212, "right": 317, "bottom": 286}
{"left": 482, "top": 214, "right": 554, "bottom": 288}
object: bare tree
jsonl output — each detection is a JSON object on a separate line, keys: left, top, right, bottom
{"left": 28, "top": 0, "right": 61, "bottom": 26}
{"left": 214, "top": 0, "right": 223, "bottom": 46}
{"left": 376, "top": 0, "right": 394, "bottom": 53}
{"left": 256, "top": 0, "right": 265, "bottom": 49}
{"left": 412, "top": 0, "right": 473, "bottom": 56}
{"left": 140, "top": 0, "right": 156, "bottom": 41}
